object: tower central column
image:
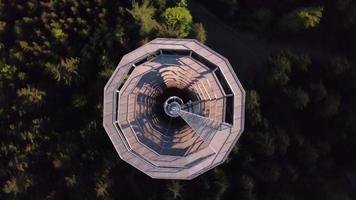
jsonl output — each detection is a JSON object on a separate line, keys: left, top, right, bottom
{"left": 163, "top": 96, "right": 183, "bottom": 117}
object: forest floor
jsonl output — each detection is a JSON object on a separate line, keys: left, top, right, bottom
{"left": 189, "top": 1, "right": 335, "bottom": 85}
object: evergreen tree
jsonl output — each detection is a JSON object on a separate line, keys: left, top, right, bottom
{"left": 160, "top": 7, "right": 192, "bottom": 37}
{"left": 190, "top": 23, "right": 207, "bottom": 43}
{"left": 128, "top": 0, "right": 159, "bottom": 37}
{"left": 280, "top": 6, "right": 324, "bottom": 31}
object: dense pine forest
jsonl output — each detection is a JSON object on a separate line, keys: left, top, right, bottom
{"left": 0, "top": 0, "right": 355, "bottom": 199}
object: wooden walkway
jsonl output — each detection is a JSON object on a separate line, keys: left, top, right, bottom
{"left": 103, "top": 38, "right": 245, "bottom": 179}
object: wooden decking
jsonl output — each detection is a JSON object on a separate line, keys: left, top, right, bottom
{"left": 103, "top": 38, "right": 245, "bottom": 179}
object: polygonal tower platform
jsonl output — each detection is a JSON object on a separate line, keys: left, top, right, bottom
{"left": 103, "top": 38, "right": 245, "bottom": 179}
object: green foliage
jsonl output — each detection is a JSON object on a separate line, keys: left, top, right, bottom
{"left": 0, "top": 1, "right": 141, "bottom": 199}
{"left": 160, "top": 7, "right": 192, "bottom": 37}
{"left": 280, "top": 6, "right": 324, "bottom": 31}
{"left": 284, "top": 88, "right": 310, "bottom": 110}
{"left": 2, "top": 174, "right": 32, "bottom": 196}
{"left": 274, "top": 128, "right": 290, "bottom": 156}
{"left": 211, "top": 168, "right": 228, "bottom": 200}
{"left": 167, "top": 180, "right": 183, "bottom": 199}
{"left": 190, "top": 23, "right": 207, "bottom": 43}
{"left": 52, "top": 28, "right": 65, "bottom": 39}
{"left": 328, "top": 56, "right": 353, "bottom": 78}
{"left": 297, "top": 7, "right": 324, "bottom": 28}
{"left": 99, "top": 66, "right": 114, "bottom": 79}
{"left": 52, "top": 152, "right": 71, "bottom": 170}
{"left": 0, "top": 21, "right": 6, "bottom": 33}
{"left": 72, "top": 94, "right": 87, "bottom": 108}
{"left": 267, "top": 52, "right": 292, "bottom": 86}
{"left": 51, "top": 21, "right": 66, "bottom": 40}
{"left": 287, "top": 52, "right": 311, "bottom": 72}
{"left": 319, "top": 94, "right": 341, "bottom": 118}
{"left": 246, "top": 90, "right": 264, "bottom": 126}
{"left": 175, "top": 0, "right": 187, "bottom": 7}
{"left": 129, "top": 0, "right": 159, "bottom": 37}
{"left": 241, "top": 174, "right": 254, "bottom": 191}
{"left": 64, "top": 174, "right": 77, "bottom": 188}
{"left": 95, "top": 168, "right": 112, "bottom": 199}
{"left": 17, "top": 85, "right": 46, "bottom": 105}
{"left": 251, "top": 49, "right": 356, "bottom": 198}
{"left": 239, "top": 174, "right": 255, "bottom": 200}
{"left": 154, "top": 0, "right": 167, "bottom": 10}
{"left": 267, "top": 50, "right": 311, "bottom": 87}
{"left": 1, "top": 0, "right": 354, "bottom": 200}
{"left": 95, "top": 180, "right": 109, "bottom": 198}
{"left": 46, "top": 57, "right": 79, "bottom": 85}
{"left": 0, "top": 63, "right": 16, "bottom": 80}
{"left": 254, "top": 132, "right": 275, "bottom": 157}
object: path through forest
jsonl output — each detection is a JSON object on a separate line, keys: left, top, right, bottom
{"left": 189, "top": 1, "right": 333, "bottom": 85}
{"left": 189, "top": 1, "right": 267, "bottom": 83}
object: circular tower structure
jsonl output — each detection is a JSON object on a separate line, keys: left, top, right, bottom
{"left": 103, "top": 38, "right": 245, "bottom": 179}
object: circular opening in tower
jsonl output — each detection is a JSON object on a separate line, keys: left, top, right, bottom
{"left": 154, "top": 87, "right": 198, "bottom": 127}
{"left": 164, "top": 96, "right": 183, "bottom": 117}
